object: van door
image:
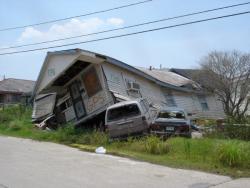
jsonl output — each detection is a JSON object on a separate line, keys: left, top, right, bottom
{"left": 69, "top": 81, "right": 86, "bottom": 120}
{"left": 125, "top": 103, "right": 144, "bottom": 135}
{"left": 106, "top": 106, "right": 129, "bottom": 137}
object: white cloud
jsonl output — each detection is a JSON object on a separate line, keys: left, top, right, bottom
{"left": 18, "top": 17, "right": 124, "bottom": 43}
{"left": 107, "top": 18, "right": 124, "bottom": 26}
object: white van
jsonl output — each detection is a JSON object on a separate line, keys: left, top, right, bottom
{"left": 105, "top": 98, "right": 152, "bottom": 138}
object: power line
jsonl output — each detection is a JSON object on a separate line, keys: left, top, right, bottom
{"left": 1, "top": 1, "right": 250, "bottom": 51}
{"left": 0, "top": 11, "right": 249, "bottom": 56}
{"left": 0, "top": 0, "right": 152, "bottom": 32}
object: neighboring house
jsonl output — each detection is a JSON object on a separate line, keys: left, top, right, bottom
{"left": 32, "top": 49, "right": 225, "bottom": 127}
{"left": 0, "top": 78, "right": 35, "bottom": 105}
{"left": 171, "top": 68, "right": 250, "bottom": 117}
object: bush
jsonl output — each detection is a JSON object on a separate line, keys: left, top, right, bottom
{"left": 144, "top": 136, "right": 170, "bottom": 155}
{"left": 216, "top": 141, "right": 249, "bottom": 167}
{"left": 223, "top": 124, "right": 250, "bottom": 141}
{"left": 204, "top": 118, "right": 250, "bottom": 141}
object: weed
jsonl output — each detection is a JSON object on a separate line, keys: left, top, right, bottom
{"left": 216, "top": 141, "right": 249, "bottom": 167}
{"left": 7, "top": 120, "right": 22, "bottom": 131}
{"left": 183, "top": 139, "right": 191, "bottom": 159}
{"left": 144, "top": 136, "right": 170, "bottom": 155}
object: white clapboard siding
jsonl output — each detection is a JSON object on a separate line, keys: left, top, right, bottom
{"left": 37, "top": 54, "right": 77, "bottom": 94}
{"left": 172, "top": 91, "right": 198, "bottom": 112}
{"left": 32, "top": 94, "right": 56, "bottom": 120}
{"left": 101, "top": 63, "right": 128, "bottom": 96}
{"left": 102, "top": 63, "right": 166, "bottom": 105}
{"left": 102, "top": 62, "right": 225, "bottom": 120}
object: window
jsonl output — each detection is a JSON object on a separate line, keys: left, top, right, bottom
{"left": 48, "top": 68, "right": 55, "bottom": 77}
{"left": 11, "top": 94, "right": 21, "bottom": 103}
{"left": 107, "top": 104, "right": 141, "bottom": 122}
{"left": 59, "top": 98, "right": 72, "bottom": 112}
{"left": 70, "top": 82, "right": 81, "bottom": 100}
{"left": 157, "top": 110, "right": 185, "bottom": 119}
{"left": 197, "top": 95, "right": 209, "bottom": 111}
{"left": 74, "top": 100, "right": 86, "bottom": 118}
{"left": 164, "top": 92, "right": 177, "bottom": 107}
{"left": 0, "top": 94, "right": 4, "bottom": 103}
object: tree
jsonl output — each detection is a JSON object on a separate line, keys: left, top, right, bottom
{"left": 197, "top": 50, "right": 250, "bottom": 121}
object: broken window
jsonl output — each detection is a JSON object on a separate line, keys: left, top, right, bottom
{"left": 107, "top": 104, "right": 141, "bottom": 122}
{"left": 59, "top": 98, "right": 72, "bottom": 112}
{"left": 82, "top": 67, "right": 102, "bottom": 97}
{"left": 157, "top": 110, "right": 185, "bottom": 119}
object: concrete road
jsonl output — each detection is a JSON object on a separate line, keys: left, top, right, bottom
{"left": 0, "top": 136, "right": 248, "bottom": 188}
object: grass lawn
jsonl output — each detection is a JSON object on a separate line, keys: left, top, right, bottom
{"left": 0, "top": 106, "right": 250, "bottom": 178}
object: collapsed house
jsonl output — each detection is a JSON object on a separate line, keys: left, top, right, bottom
{"left": 32, "top": 49, "right": 225, "bottom": 128}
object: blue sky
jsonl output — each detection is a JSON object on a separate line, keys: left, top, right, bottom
{"left": 0, "top": 0, "right": 249, "bottom": 80}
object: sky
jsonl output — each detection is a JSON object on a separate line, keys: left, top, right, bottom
{"left": 0, "top": 0, "right": 249, "bottom": 81}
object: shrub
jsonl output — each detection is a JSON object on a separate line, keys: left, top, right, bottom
{"left": 144, "top": 136, "right": 170, "bottom": 155}
{"left": 216, "top": 141, "right": 249, "bottom": 167}
{"left": 204, "top": 118, "right": 250, "bottom": 141}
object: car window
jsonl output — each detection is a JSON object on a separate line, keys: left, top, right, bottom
{"left": 157, "top": 111, "right": 185, "bottom": 119}
{"left": 107, "top": 104, "right": 141, "bottom": 122}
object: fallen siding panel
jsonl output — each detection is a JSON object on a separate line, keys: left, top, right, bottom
{"left": 32, "top": 93, "right": 56, "bottom": 122}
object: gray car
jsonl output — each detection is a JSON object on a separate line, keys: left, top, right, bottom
{"left": 150, "top": 108, "right": 191, "bottom": 138}
{"left": 105, "top": 98, "right": 152, "bottom": 138}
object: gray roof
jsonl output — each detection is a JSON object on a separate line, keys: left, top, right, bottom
{"left": 137, "top": 67, "right": 193, "bottom": 87}
{"left": 0, "top": 78, "right": 35, "bottom": 94}
{"left": 170, "top": 68, "right": 202, "bottom": 80}
{"left": 34, "top": 48, "right": 204, "bottom": 95}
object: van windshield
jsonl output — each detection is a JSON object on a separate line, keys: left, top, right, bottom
{"left": 107, "top": 104, "right": 141, "bottom": 121}
{"left": 157, "top": 111, "right": 185, "bottom": 119}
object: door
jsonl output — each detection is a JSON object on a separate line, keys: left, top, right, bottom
{"left": 127, "top": 104, "right": 144, "bottom": 134}
{"left": 69, "top": 81, "right": 86, "bottom": 120}
{"left": 106, "top": 105, "right": 130, "bottom": 137}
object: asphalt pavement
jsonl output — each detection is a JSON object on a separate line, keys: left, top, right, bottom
{"left": 0, "top": 136, "right": 248, "bottom": 188}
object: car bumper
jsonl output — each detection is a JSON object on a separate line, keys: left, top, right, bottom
{"left": 150, "top": 130, "right": 191, "bottom": 137}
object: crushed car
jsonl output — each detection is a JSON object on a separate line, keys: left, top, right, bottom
{"left": 105, "top": 98, "right": 154, "bottom": 138}
{"left": 150, "top": 107, "right": 191, "bottom": 138}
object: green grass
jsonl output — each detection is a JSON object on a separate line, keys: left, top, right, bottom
{"left": 0, "top": 106, "right": 250, "bottom": 178}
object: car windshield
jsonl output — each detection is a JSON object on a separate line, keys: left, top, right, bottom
{"left": 107, "top": 104, "right": 141, "bottom": 122}
{"left": 157, "top": 110, "right": 185, "bottom": 119}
